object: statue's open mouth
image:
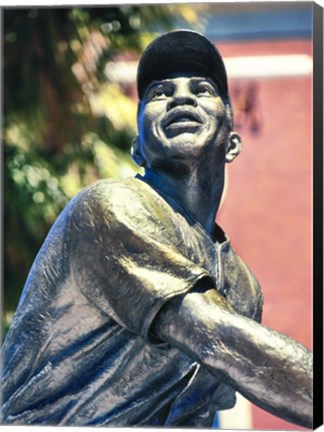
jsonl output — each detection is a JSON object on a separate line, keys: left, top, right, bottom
{"left": 164, "top": 109, "right": 202, "bottom": 131}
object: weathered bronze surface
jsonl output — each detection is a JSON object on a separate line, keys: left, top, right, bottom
{"left": 1, "top": 30, "right": 313, "bottom": 428}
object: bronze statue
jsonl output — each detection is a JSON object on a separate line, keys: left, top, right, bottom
{"left": 1, "top": 30, "right": 312, "bottom": 428}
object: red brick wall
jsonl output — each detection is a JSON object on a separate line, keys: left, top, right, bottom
{"left": 216, "top": 39, "right": 312, "bottom": 430}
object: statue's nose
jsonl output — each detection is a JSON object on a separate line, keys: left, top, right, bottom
{"left": 167, "top": 88, "right": 197, "bottom": 110}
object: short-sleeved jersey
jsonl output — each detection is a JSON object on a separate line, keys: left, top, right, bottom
{"left": 1, "top": 176, "right": 263, "bottom": 427}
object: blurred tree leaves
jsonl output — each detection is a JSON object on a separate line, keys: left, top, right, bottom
{"left": 2, "top": 5, "right": 202, "bottom": 336}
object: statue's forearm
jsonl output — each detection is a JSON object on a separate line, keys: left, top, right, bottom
{"left": 153, "top": 289, "right": 313, "bottom": 428}
{"left": 205, "top": 307, "right": 312, "bottom": 428}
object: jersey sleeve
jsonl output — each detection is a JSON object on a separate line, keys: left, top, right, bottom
{"left": 220, "top": 243, "right": 263, "bottom": 323}
{"left": 68, "top": 180, "right": 216, "bottom": 341}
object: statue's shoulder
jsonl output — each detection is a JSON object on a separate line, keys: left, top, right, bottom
{"left": 68, "top": 177, "right": 160, "bottom": 226}
{"left": 77, "top": 177, "right": 134, "bottom": 195}
{"left": 72, "top": 177, "right": 143, "bottom": 206}
{"left": 76, "top": 177, "right": 171, "bottom": 212}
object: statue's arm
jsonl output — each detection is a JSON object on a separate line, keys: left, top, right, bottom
{"left": 152, "top": 285, "right": 312, "bottom": 428}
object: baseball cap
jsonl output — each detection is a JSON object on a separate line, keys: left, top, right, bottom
{"left": 137, "top": 29, "right": 228, "bottom": 100}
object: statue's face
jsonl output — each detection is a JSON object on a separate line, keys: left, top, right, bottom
{"left": 137, "top": 74, "right": 230, "bottom": 168}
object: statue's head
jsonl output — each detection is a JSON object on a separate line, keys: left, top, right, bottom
{"left": 132, "top": 30, "right": 241, "bottom": 170}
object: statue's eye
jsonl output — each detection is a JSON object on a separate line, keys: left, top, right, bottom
{"left": 193, "top": 81, "right": 217, "bottom": 96}
{"left": 199, "top": 88, "right": 211, "bottom": 95}
{"left": 196, "top": 84, "right": 215, "bottom": 96}
{"left": 152, "top": 88, "right": 167, "bottom": 100}
{"left": 145, "top": 85, "right": 168, "bottom": 102}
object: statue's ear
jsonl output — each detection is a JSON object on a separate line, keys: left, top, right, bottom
{"left": 225, "top": 132, "right": 242, "bottom": 163}
{"left": 131, "top": 136, "right": 146, "bottom": 167}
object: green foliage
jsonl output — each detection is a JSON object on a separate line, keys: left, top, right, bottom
{"left": 2, "top": 5, "right": 202, "bottom": 337}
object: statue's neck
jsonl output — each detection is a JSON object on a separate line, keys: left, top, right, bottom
{"left": 143, "top": 163, "right": 225, "bottom": 237}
